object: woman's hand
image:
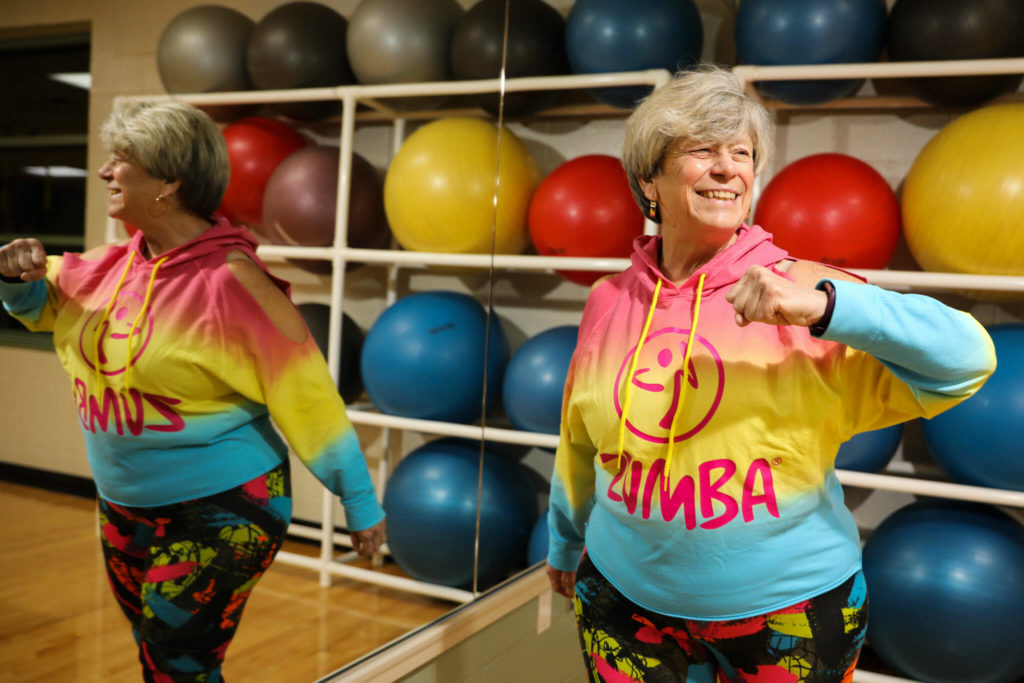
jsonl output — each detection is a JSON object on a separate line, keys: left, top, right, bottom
{"left": 545, "top": 562, "right": 577, "bottom": 599}
{"left": 351, "top": 518, "right": 387, "bottom": 556}
{"left": 0, "top": 238, "right": 47, "bottom": 282}
{"left": 726, "top": 265, "right": 829, "bottom": 328}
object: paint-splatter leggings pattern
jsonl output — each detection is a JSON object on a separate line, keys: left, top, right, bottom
{"left": 574, "top": 554, "right": 867, "bottom": 682}
{"left": 99, "top": 462, "right": 292, "bottom": 683}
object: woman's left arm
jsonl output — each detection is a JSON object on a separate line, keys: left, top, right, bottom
{"left": 226, "top": 256, "right": 386, "bottom": 553}
{"left": 728, "top": 261, "right": 996, "bottom": 403}
{"left": 812, "top": 277, "right": 995, "bottom": 401}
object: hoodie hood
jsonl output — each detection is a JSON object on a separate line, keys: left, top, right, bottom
{"left": 126, "top": 214, "right": 261, "bottom": 271}
{"left": 627, "top": 224, "right": 790, "bottom": 297}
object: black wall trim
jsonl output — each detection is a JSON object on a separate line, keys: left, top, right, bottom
{"left": 0, "top": 462, "right": 97, "bottom": 498}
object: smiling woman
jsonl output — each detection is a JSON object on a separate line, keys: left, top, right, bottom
{"left": 543, "top": 63, "right": 996, "bottom": 683}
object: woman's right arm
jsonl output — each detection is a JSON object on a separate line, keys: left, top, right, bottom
{"left": 0, "top": 239, "right": 60, "bottom": 332}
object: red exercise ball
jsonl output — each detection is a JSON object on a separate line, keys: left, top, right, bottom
{"left": 754, "top": 153, "right": 900, "bottom": 269}
{"left": 218, "top": 117, "right": 308, "bottom": 232}
{"left": 528, "top": 154, "right": 644, "bottom": 286}
{"left": 262, "top": 146, "right": 390, "bottom": 273}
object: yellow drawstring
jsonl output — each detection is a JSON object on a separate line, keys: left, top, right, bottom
{"left": 663, "top": 272, "right": 706, "bottom": 494}
{"left": 92, "top": 252, "right": 167, "bottom": 394}
{"left": 123, "top": 256, "right": 168, "bottom": 392}
{"left": 617, "top": 278, "right": 662, "bottom": 471}
{"left": 94, "top": 252, "right": 136, "bottom": 390}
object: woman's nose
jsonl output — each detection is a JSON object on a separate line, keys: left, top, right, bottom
{"left": 711, "top": 150, "right": 737, "bottom": 176}
{"left": 97, "top": 159, "right": 113, "bottom": 178}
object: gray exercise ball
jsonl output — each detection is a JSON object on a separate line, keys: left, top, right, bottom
{"left": 247, "top": 2, "right": 356, "bottom": 121}
{"left": 346, "top": 0, "right": 463, "bottom": 109}
{"left": 157, "top": 5, "right": 255, "bottom": 121}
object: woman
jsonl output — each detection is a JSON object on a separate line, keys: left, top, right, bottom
{"left": 545, "top": 65, "right": 995, "bottom": 682}
{"left": 0, "top": 101, "right": 386, "bottom": 682}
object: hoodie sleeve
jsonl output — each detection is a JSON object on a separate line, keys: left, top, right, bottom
{"left": 546, "top": 286, "right": 617, "bottom": 573}
{"left": 0, "top": 255, "right": 65, "bottom": 332}
{"left": 217, "top": 270, "right": 384, "bottom": 532}
{"left": 814, "top": 278, "right": 996, "bottom": 435}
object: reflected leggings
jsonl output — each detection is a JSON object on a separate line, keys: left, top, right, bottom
{"left": 98, "top": 462, "right": 292, "bottom": 683}
{"left": 573, "top": 554, "right": 868, "bottom": 683}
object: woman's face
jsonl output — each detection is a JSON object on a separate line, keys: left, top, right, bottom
{"left": 643, "top": 133, "right": 756, "bottom": 236}
{"left": 97, "top": 152, "right": 168, "bottom": 225}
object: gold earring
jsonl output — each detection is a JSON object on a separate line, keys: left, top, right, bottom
{"left": 648, "top": 199, "right": 657, "bottom": 218}
{"left": 154, "top": 195, "right": 163, "bottom": 203}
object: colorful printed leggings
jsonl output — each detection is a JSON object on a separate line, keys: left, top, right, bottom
{"left": 573, "top": 555, "right": 868, "bottom": 683}
{"left": 99, "top": 462, "right": 292, "bottom": 683}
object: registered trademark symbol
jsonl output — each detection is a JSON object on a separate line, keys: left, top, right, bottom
{"left": 772, "top": 457, "right": 783, "bottom": 466}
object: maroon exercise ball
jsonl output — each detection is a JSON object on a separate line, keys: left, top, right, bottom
{"left": 262, "top": 146, "right": 390, "bottom": 273}
{"left": 754, "top": 153, "right": 901, "bottom": 269}
{"left": 527, "top": 154, "right": 644, "bottom": 286}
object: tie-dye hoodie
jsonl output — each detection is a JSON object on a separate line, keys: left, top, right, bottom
{"left": 547, "top": 225, "right": 995, "bottom": 620}
{"left": 0, "top": 217, "right": 383, "bottom": 531}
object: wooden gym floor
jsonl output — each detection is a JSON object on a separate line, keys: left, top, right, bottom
{"left": 0, "top": 480, "right": 453, "bottom": 682}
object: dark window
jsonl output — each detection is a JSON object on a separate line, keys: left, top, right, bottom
{"left": 0, "top": 33, "right": 89, "bottom": 341}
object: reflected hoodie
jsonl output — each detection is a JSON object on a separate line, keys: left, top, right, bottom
{"left": 547, "top": 225, "right": 995, "bottom": 619}
{"left": 1, "top": 216, "right": 383, "bottom": 530}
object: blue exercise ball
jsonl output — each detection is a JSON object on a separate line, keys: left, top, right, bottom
{"left": 503, "top": 326, "right": 578, "bottom": 434}
{"left": 527, "top": 509, "right": 549, "bottom": 566}
{"left": 835, "top": 423, "right": 903, "bottom": 473}
{"left": 735, "top": 0, "right": 886, "bottom": 105}
{"left": 922, "top": 324, "right": 1024, "bottom": 491}
{"left": 565, "top": 0, "right": 702, "bottom": 109}
{"left": 361, "top": 291, "right": 508, "bottom": 423}
{"left": 383, "top": 439, "right": 538, "bottom": 589}
{"left": 862, "top": 500, "right": 1024, "bottom": 683}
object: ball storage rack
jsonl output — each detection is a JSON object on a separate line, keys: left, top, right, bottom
{"left": 106, "top": 59, "right": 1024, "bottom": 646}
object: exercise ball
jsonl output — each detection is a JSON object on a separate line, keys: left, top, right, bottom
{"left": 736, "top": 0, "right": 886, "bottom": 105}
{"left": 247, "top": 2, "right": 355, "bottom": 121}
{"left": 361, "top": 291, "right": 509, "bottom": 423}
{"left": 754, "top": 153, "right": 900, "bottom": 269}
{"left": 262, "top": 147, "right": 390, "bottom": 273}
{"left": 383, "top": 439, "right": 538, "bottom": 589}
{"left": 902, "top": 103, "right": 1024, "bottom": 282}
{"left": 886, "top": 0, "right": 1024, "bottom": 107}
{"left": 503, "top": 326, "right": 578, "bottom": 435}
{"left": 835, "top": 423, "right": 902, "bottom": 473}
{"left": 156, "top": 5, "right": 255, "bottom": 121}
{"left": 347, "top": 0, "right": 462, "bottom": 109}
{"left": 527, "top": 154, "right": 644, "bottom": 286}
{"left": 449, "top": 0, "right": 568, "bottom": 118}
{"left": 297, "top": 303, "right": 364, "bottom": 404}
{"left": 219, "top": 117, "right": 308, "bottom": 231}
{"left": 384, "top": 118, "right": 539, "bottom": 255}
{"left": 527, "top": 510, "right": 549, "bottom": 566}
{"left": 862, "top": 500, "right": 1024, "bottom": 683}
{"left": 565, "top": 0, "right": 702, "bottom": 109}
{"left": 921, "top": 324, "right": 1024, "bottom": 491}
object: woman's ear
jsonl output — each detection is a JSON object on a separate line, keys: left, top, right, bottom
{"left": 161, "top": 178, "right": 182, "bottom": 200}
{"left": 639, "top": 177, "right": 658, "bottom": 203}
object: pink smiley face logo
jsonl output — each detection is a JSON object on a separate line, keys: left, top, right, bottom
{"left": 613, "top": 327, "right": 725, "bottom": 443}
{"left": 78, "top": 291, "right": 154, "bottom": 376}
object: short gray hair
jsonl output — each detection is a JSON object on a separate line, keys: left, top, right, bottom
{"left": 100, "top": 101, "right": 229, "bottom": 219}
{"left": 622, "top": 64, "right": 774, "bottom": 215}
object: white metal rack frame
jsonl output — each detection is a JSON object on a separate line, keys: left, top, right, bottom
{"left": 106, "top": 59, "right": 1024, "bottom": 613}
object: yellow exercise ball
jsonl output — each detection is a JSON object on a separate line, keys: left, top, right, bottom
{"left": 384, "top": 117, "right": 540, "bottom": 254}
{"left": 902, "top": 103, "right": 1024, "bottom": 278}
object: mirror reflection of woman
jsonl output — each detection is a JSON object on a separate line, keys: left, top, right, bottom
{"left": 545, "top": 65, "right": 995, "bottom": 682}
{"left": 0, "top": 101, "right": 385, "bottom": 682}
